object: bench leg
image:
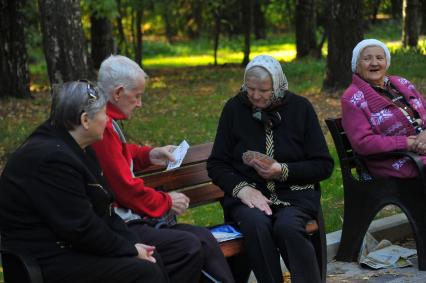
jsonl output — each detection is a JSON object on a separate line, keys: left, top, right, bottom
{"left": 336, "top": 198, "right": 377, "bottom": 262}
{"left": 313, "top": 208, "right": 327, "bottom": 283}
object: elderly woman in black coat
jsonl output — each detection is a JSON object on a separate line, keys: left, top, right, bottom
{"left": 207, "top": 55, "right": 334, "bottom": 283}
{"left": 0, "top": 81, "right": 168, "bottom": 283}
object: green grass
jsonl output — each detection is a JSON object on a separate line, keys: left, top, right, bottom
{"left": 1, "top": 20, "right": 426, "bottom": 234}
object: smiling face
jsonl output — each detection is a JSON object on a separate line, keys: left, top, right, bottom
{"left": 115, "top": 76, "right": 145, "bottom": 119}
{"left": 356, "top": 46, "right": 387, "bottom": 87}
{"left": 246, "top": 75, "right": 273, "bottom": 109}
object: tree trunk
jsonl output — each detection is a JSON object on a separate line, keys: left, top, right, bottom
{"left": 115, "top": 0, "right": 129, "bottom": 56}
{"left": 370, "top": 0, "right": 382, "bottom": 24}
{"left": 164, "top": 7, "right": 175, "bottom": 44}
{"left": 187, "top": 0, "right": 203, "bottom": 39}
{"left": 38, "top": 0, "right": 89, "bottom": 84}
{"left": 241, "top": 0, "right": 252, "bottom": 66}
{"left": 295, "top": 0, "right": 317, "bottom": 58}
{"left": 391, "top": 0, "right": 403, "bottom": 19}
{"left": 253, "top": 0, "right": 266, "bottom": 40}
{"left": 90, "top": 14, "right": 114, "bottom": 70}
{"left": 213, "top": 9, "right": 221, "bottom": 66}
{"left": 134, "top": 7, "right": 143, "bottom": 66}
{"left": 419, "top": 0, "right": 426, "bottom": 35}
{"left": 323, "top": 0, "right": 363, "bottom": 91}
{"left": 0, "top": 0, "right": 30, "bottom": 98}
{"left": 402, "top": 0, "right": 419, "bottom": 48}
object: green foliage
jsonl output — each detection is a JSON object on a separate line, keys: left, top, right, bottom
{"left": 265, "top": 0, "right": 295, "bottom": 31}
{"left": 82, "top": 0, "right": 118, "bottom": 19}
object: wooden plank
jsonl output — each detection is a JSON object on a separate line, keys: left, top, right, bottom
{"left": 180, "top": 143, "right": 213, "bottom": 165}
{"left": 135, "top": 143, "right": 213, "bottom": 175}
{"left": 219, "top": 238, "right": 244, "bottom": 257}
{"left": 143, "top": 163, "right": 211, "bottom": 191}
{"left": 183, "top": 184, "right": 224, "bottom": 207}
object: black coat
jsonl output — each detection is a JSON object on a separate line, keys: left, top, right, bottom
{"left": 0, "top": 121, "right": 139, "bottom": 265}
{"left": 207, "top": 92, "right": 334, "bottom": 216}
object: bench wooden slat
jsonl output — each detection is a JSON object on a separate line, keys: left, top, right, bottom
{"left": 183, "top": 184, "right": 224, "bottom": 208}
{"left": 219, "top": 238, "right": 244, "bottom": 258}
{"left": 179, "top": 143, "right": 213, "bottom": 165}
{"left": 136, "top": 143, "right": 214, "bottom": 175}
{"left": 143, "top": 163, "right": 211, "bottom": 191}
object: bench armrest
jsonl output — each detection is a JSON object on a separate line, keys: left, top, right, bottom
{"left": 364, "top": 151, "right": 426, "bottom": 193}
{"left": 1, "top": 248, "right": 44, "bottom": 283}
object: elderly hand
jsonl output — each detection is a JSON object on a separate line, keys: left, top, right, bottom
{"left": 411, "top": 135, "right": 426, "bottom": 155}
{"left": 168, "top": 191, "right": 190, "bottom": 215}
{"left": 237, "top": 186, "right": 272, "bottom": 215}
{"left": 149, "top": 145, "right": 177, "bottom": 166}
{"left": 249, "top": 159, "right": 282, "bottom": 180}
{"left": 135, "top": 243, "right": 156, "bottom": 263}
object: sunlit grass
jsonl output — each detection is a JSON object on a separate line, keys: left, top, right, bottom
{"left": 143, "top": 45, "right": 297, "bottom": 68}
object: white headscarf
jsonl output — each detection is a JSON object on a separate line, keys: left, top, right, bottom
{"left": 243, "top": 55, "right": 288, "bottom": 99}
{"left": 351, "top": 39, "right": 391, "bottom": 73}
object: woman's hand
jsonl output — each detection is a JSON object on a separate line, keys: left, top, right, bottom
{"left": 135, "top": 243, "right": 156, "bottom": 263}
{"left": 250, "top": 159, "right": 282, "bottom": 180}
{"left": 237, "top": 186, "right": 272, "bottom": 215}
{"left": 168, "top": 191, "right": 190, "bottom": 215}
{"left": 149, "top": 145, "right": 177, "bottom": 165}
{"left": 409, "top": 135, "right": 426, "bottom": 155}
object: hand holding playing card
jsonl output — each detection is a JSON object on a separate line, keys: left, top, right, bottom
{"left": 242, "top": 150, "right": 276, "bottom": 166}
{"left": 242, "top": 150, "right": 282, "bottom": 180}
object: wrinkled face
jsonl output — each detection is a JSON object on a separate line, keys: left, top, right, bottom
{"left": 246, "top": 75, "right": 273, "bottom": 109}
{"left": 88, "top": 105, "right": 108, "bottom": 141}
{"left": 116, "top": 76, "right": 145, "bottom": 118}
{"left": 357, "top": 46, "right": 387, "bottom": 87}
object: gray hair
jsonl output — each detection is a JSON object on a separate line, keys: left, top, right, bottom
{"left": 50, "top": 81, "right": 107, "bottom": 130}
{"left": 245, "top": 66, "right": 272, "bottom": 84}
{"left": 98, "top": 55, "right": 148, "bottom": 98}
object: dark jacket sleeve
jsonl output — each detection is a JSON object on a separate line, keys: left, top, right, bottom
{"left": 27, "top": 154, "right": 138, "bottom": 257}
{"left": 207, "top": 100, "right": 249, "bottom": 196}
{"left": 285, "top": 100, "right": 334, "bottom": 184}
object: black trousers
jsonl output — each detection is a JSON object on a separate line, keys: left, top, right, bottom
{"left": 41, "top": 251, "right": 168, "bottom": 283}
{"left": 230, "top": 205, "right": 320, "bottom": 283}
{"left": 130, "top": 223, "right": 235, "bottom": 283}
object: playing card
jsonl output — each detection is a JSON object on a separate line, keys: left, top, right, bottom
{"left": 242, "top": 151, "right": 255, "bottom": 165}
{"left": 242, "top": 150, "right": 276, "bottom": 166}
{"left": 253, "top": 151, "right": 276, "bottom": 166}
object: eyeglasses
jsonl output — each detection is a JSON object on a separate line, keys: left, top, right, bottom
{"left": 78, "top": 79, "right": 99, "bottom": 104}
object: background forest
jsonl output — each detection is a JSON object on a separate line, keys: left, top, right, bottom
{"left": 1, "top": 2, "right": 426, "bottom": 271}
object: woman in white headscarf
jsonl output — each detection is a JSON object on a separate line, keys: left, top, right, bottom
{"left": 341, "top": 39, "right": 426, "bottom": 178}
{"left": 207, "top": 55, "right": 333, "bottom": 283}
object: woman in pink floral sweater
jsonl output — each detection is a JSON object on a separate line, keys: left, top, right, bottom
{"left": 341, "top": 39, "right": 426, "bottom": 178}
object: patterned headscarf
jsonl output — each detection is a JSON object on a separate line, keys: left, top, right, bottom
{"left": 239, "top": 55, "right": 289, "bottom": 128}
{"left": 242, "top": 55, "right": 288, "bottom": 100}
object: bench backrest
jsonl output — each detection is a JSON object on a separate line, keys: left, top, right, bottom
{"left": 135, "top": 143, "right": 223, "bottom": 208}
{"left": 325, "top": 118, "right": 362, "bottom": 179}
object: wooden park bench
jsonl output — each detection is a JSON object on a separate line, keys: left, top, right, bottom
{"left": 137, "top": 142, "right": 328, "bottom": 283}
{"left": 325, "top": 117, "right": 426, "bottom": 270}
